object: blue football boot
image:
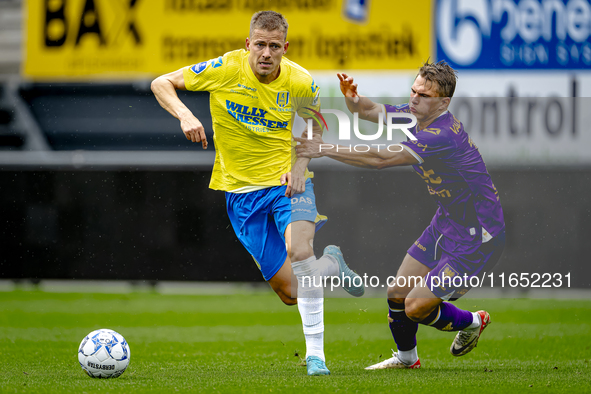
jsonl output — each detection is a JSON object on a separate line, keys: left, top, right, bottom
{"left": 306, "top": 356, "right": 330, "bottom": 376}
{"left": 323, "top": 245, "right": 365, "bottom": 297}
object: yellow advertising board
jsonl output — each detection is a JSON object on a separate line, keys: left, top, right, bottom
{"left": 24, "top": 0, "right": 431, "bottom": 79}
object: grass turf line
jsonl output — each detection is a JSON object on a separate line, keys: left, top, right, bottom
{"left": 1, "top": 291, "right": 589, "bottom": 393}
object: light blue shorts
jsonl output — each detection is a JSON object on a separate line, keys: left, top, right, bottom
{"left": 226, "top": 179, "right": 324, "bottom": 281}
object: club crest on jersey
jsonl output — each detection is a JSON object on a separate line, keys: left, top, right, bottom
{"left": 439, "top": 264, "right": 459, "bottom": 291}
{"left": 441, "top": 264, "right": 459, "bottom": 280}
{"left": 276, "top": 91, "right": 289, "bottom": 108}
{"left": 191, "top": 61, "right": 208, "bottom": 75}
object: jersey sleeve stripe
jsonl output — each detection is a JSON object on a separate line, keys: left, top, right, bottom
{"left": 402, "top": 144, "right": 424, "bottom": 164}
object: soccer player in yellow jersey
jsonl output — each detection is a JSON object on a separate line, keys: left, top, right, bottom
{"left": 151, "top": 11, "right": 364, "bottom": 375}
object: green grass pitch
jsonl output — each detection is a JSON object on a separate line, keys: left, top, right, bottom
{"left": 1, "top": 289, "right": 589, "bottom": 393}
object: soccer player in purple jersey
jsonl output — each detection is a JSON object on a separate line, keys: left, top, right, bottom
{"left": 295, "top": 61, "right": 506, "bottom": 369}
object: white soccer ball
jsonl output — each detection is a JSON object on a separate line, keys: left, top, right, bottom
{"left": 78, "top": 329, "right": 130, "bottom": 378}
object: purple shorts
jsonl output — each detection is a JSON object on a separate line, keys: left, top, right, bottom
{"left": 407, "top": 224, "right": 505, "bottom": 300}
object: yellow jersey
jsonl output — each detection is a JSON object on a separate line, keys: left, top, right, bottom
{"left": 183, "top": 49, "right": 321, "bottom": 192}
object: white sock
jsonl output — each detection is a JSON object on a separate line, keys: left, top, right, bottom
{"left": 397, "top": 346, "right": 418, "bottom": 365}
{"left": 304, "top": 332, "right": 324, "bottom": 361}
{"left": 298, "top": 298, "right": 325, "bottom": 361}
{"left": 292, "top": 257, "right": 325, "bottom": 361}
{"left": 316, "top": 254, "right": 339, "bottom": 277}
{"left": 291, "top": 255, "right": 339, "bottom": 288}
{"left": 291, "top": 256, "right": 317, "bottom": 278}
{"left": 465, "top": 312, "right": 481, "bottom": 330}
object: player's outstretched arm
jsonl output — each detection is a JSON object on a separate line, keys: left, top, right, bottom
{"left": 337, "top": 73, "right": 383, "bottom": 124}
{"left": 151, "top": 69, "right": 208, "bottom": 149}
{"left": 294, "top": 133, "right": 418, "bottom": 169}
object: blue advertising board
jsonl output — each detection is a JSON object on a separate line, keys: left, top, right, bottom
{"left": 436, "top": 0, "right": 591, "bottom": 69}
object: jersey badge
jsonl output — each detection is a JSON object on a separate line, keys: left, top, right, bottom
{"left": 438, "top": 264, "right": 460, "bottom": 292}
{"left": 312, "top": 90, "right": 320, "bottom": 106}
{"left": 276, "top": 91, "right": 290, "bottom": 107}
{"left": 191, "top": 61, "right": 208, "bottom": 75}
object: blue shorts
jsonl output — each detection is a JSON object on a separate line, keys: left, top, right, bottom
{"left": 407, "top": 224, "right": 505, "bottom": 300}
{"left": 290, "top": 179, "right": 324, "bottom": 228}
{"left": 226, "top": 179, "right": 323, "bottom": 281}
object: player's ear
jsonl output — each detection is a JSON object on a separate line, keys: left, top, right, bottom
{"left": 441, "top": 96, "right": 451, "bottom": 110}
{"left": 283, "top": 41, "right": 289, "bottom": 55}
{"left": 245, "top": 37, "right": 250, "bottom": 51}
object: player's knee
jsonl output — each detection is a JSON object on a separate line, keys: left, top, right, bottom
{"left": 387, "top": 284, "right": 410, "bottom": 300}
{"left": 404, "top": 298, "right": 429, "bottom": 322}
{"left": 273, "top": 285, "right": 297, "bottom": 306}
{"left": 278, "top": 293, "right": 297, "bottom": 306}
{"left": 288, "top": 242, "right": 313, "bottom": 263}
{"left": 388, "top": 295, "right": 406, "bottom": 305}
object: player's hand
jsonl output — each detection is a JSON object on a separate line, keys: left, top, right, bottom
{"left": 281, "top": 170, "right": 305, "bottom": 197}
{"left": 294, "top": 131, "right": 325, "bottom": 159}
{"left": 180, "top": 114, "right": 208, "bottom": 149}
{"left": 290, "top": 168, "right": 306, "bottom": 196}
{"left": 280, "top": 172, "right": 293, "bottom": 197}
{"left": 337, "top": 73, "right": 360, "bottom": 103}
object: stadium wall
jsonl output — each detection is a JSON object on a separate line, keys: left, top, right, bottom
{"left": 3, "top": 0, "right": 591, "bottom": 290}
{"left": 1, "top": 168, "right": 589, "bottom": 289}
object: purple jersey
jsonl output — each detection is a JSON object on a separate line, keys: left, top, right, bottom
{"left": 384, "top": 103, "right": 505, "bottom": 244}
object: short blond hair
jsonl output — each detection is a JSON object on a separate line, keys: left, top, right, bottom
{"left": 250, "top": 11, "right": 289, "bottom": 40}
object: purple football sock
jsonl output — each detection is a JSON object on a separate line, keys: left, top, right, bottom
{"left": 422, "top": 302, "right": 473, "bottom": 331}
{"left": 387, "top": 300, "right": 418, "bottom": 351}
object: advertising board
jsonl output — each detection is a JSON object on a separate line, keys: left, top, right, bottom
{"left": 436, "top": 0, "right": 591, "bottom": 69}
{"left": 24, "top": 0, "right": 431, "bottom": 79}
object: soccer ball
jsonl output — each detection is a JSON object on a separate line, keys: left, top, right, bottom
{"left": 78, "top": 329, "right": 130, "bottom": 378}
